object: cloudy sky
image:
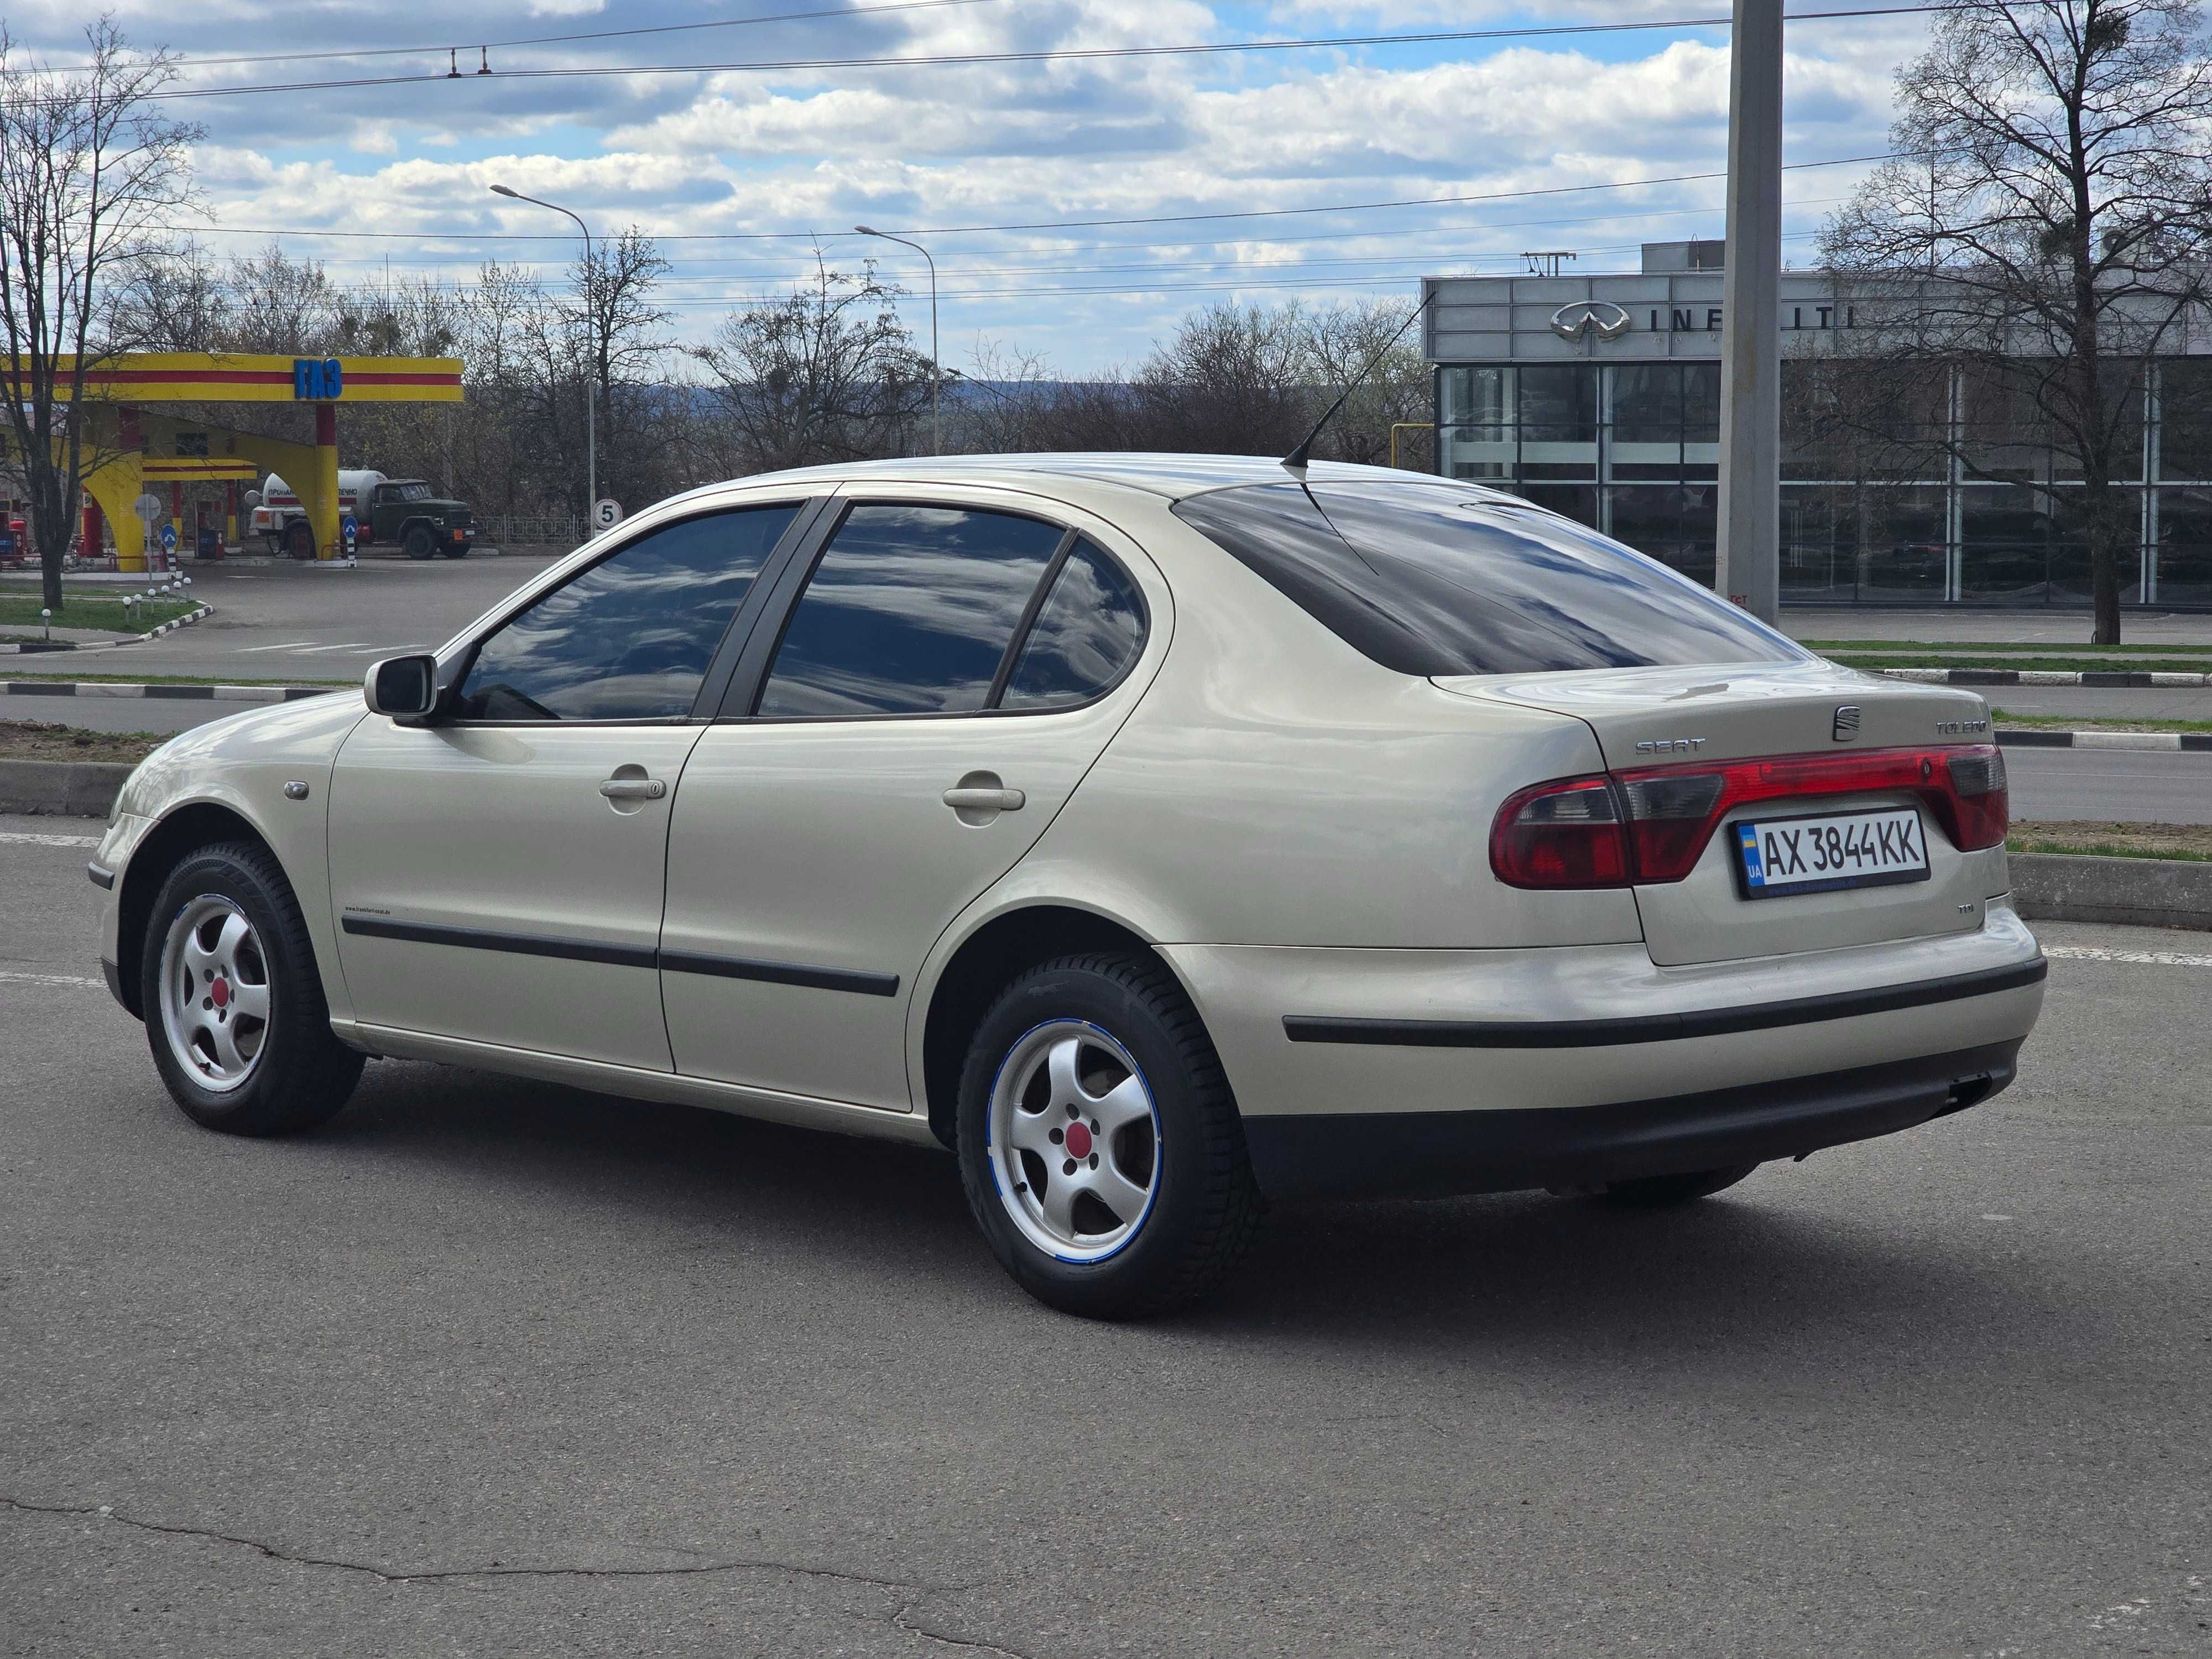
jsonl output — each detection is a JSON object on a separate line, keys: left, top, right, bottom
{"left": 14, "top": 1, "right": 1939, "bottom": 372}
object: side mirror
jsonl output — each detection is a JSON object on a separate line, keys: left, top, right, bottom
{"left": 364, "top": 654, "right": 439, "bottom": 721}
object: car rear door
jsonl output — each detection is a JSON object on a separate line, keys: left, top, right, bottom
{"left": 659, "top": 486, "right": 1164, "bottom": 1112}
{"left": 327, "top": 499, "right": 817, "bottom": 1068}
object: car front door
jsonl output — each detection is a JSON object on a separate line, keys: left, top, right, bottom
{"left": 328, "top": 500, "right": 816, "bottom": 1068}
{"left": 660, "top": 489, "right": 1161, "bottom": 1112}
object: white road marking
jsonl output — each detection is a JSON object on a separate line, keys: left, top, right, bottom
{"left": 292, "top": 642, "right": 375, "bottom": 654}
{"left": 0, "top": 831, "right": 101, "bottom": 848}
{"left": 2044, "top": 944, "right": 2212, "bottom": 969}
{"left": 0, "top": 969, "right": 105, "bottom": 989}
{"left": 238, "top": 641, "right": 319, "bottom": 652}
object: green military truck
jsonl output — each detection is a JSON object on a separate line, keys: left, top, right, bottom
{"left": 364, "top": 478, "right": 476, "bottom": 560}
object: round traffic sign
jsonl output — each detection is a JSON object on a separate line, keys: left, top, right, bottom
{"left": 132, "top": 493, "right": 166, "bottom": 524}
{"left": 158, "top": 524, "right": 178, "bottom": 551}
{"left": 341, "top": 515, "right": 358, "bottom": 539}
{"left": 593, "top": 498, "right": 624, "bottom": 531}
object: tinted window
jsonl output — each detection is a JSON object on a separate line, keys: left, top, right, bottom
{"left": 1172, "top": 481, "right": 1799, "bottom": 676}
{"left": 1001, "top": 540, "right": 1146, "bottom": 709}
{"left": 758, "top": 504, "right": 1065, "bottom": 717}
{"left": 455, "top": 504, "right": 797, "bottom": 721}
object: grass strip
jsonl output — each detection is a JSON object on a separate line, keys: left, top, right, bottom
{"left": 1993, "top": 708, "right": 2212, "bottom": 733}
{"left": 0, "top": 718, "right": 169, "bottom": 764}
{"left": 0, "top": 669, "right": 348, "bottom": 687}
{"left": 0, "top": 596, "right": 197, "bottom": 633}
{"left": 1802, "top": 638, "right": 2212, "bottom": 656}
{"left": 1825, "top": 653, "right": 2212, "bottom": 676}
{"left": 2007, "top": 819, "right": 2212, "bottom": 860}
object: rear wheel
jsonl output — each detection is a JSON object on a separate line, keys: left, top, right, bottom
{"left": 281, "top": 520, "right": 315, "bottom": 560}
{"left": 142, "top": 842, "right": 363, "bottom": 1136}
{"left": 403, "top": 525, "right": 435, "bottom": 561}
{"left": 1594, "top": 1163, "right": 1759, "bottom": 1207}
{"left": 956, "top": 953, "right": 1262, "bottom": 1319}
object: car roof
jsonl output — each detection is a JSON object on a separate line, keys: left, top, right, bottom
{"left": 724, "top": 453, "right": 1515, "bottom": 504}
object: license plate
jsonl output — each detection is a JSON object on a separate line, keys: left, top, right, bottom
{"left": 1733, "top": 807, "right": 1931, "bottom": 900}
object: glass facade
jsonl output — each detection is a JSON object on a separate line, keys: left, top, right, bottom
{"left": 1436, "top": 357, "right": 2212, "bottom": 606}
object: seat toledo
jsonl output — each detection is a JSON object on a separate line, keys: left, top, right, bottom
{"left": 91, "top": 456, "right": 2044, "bottom": 1316}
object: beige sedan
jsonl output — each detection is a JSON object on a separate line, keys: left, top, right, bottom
{"left": 91, "top": 456, "right": 2044, "bottom": 1316}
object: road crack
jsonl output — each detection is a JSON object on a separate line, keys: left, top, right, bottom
{"left": 1, "top": 1494, "right": 965, "bottom": 1594}
{"left": 893, "top": 1599, "right": 1041, "bottom": 1659}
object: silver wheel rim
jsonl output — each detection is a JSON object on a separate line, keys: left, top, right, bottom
{"left": 987, "top": 1020, "right": 1161, "bottom": 1264}
{"left": 157, "top": 895, "right": 272, "bottom": 1094}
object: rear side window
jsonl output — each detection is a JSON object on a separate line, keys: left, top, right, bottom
{"left": 453, "top": 504, "right": 797, "bottom": 721}
{"left": 1172, "top": 481, "right": 1800, "bottom": 676}
{"left": 1001, "top": 540, "right": 1146, "bottom": 709}
{"left": 758, "top": 504, "right": 1066, "bottom": 717}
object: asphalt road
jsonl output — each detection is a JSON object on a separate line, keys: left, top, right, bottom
{"left": 3, "top": 817, "right": 2208, "bottom": 1657}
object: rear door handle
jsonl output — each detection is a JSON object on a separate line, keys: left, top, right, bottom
{"left": 942, "top": 786, "right": 1025, "bottom": 812}
{"left": 600, "top": 777, "right": 667, "bottom": 800}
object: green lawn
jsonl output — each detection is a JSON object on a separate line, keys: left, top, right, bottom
{"left": 1993, "top": 708, "right": 2212, "bottom": 733}
{"left": 0, "top": 593, "right": 199, "bottom": 633}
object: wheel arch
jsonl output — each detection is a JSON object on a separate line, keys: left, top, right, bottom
{"left": 114, "top": 801, "right": 278, "bottom": 1020}
{"left": 916, "top": 902, "right": 1201, "bottom": 1151}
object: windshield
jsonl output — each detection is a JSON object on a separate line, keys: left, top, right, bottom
{"left": 394, "top": 482, "right": 434, "bottom": 502}
{"left": 1172, "top": 480, "right": 1803, "bottom": 676}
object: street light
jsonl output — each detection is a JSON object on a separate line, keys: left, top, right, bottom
{"left": 492, "top": 183, "right": 598, "bottom": 527}
{"left": 855, "top": 225, "right": 939, "bottom": 456}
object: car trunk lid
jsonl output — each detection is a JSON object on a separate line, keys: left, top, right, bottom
{"left": 1435, "top": 659, "right": 2008, "bottom": 966}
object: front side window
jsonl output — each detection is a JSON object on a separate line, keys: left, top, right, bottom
{"left": 1173, "top": 480, "right": 1800, "bottom": 676}
{"left": 453, "top": 504, "right": 799, "bottom": 721}
{"left": 757, "top": 504, "right": 1066, "bottom": 717}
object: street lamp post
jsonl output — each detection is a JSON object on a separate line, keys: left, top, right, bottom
{"left": 855, "top": 225, "right": 939, "bottom": 456}
{"left": 492, "top": 183, "right": 598, "bottom": 528}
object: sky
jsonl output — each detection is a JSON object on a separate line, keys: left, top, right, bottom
{"left": 11, "top": 1, "right": 1943, "bottom": 374}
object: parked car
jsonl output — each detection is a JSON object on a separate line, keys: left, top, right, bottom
{"left": 90, "top": 456, "right": 2044, "bottom": 1316}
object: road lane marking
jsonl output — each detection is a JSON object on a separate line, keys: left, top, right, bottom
{"left": 0, "top": 969, "right": 105, "bottom": 989}
{"left": 293, "top": 643, "right": 375, "bottom": 654}
{"left": 2044, "top": 945, "right": 2212, "bottom": 968}
{"left": 238, "top": 641, "right": 319, "bottom": 652}
{"left": 0, "top": 831, "right": 101, "bottom": 848}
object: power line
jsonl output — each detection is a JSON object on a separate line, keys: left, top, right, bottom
{"left": 116, "top": 6, "right": 1955, "bottom": 103}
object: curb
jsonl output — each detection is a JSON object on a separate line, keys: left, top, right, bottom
{"left": 2, "top": 679, "right": 337, "bottom": 703}
{"left": 1880, "top": 666, "right": 2210, "bottom": 687}
{"left": 1997, "top": 728, "right": 2212, "bottom": 752}
{"left": 0, "top": 603, "right": 213, "bottom": 655}
{"left": 0, "top": 758, "right": 136, "bottom": 816}
{"left": 2010, "top": 852, "right": 2212, "bottom": 932}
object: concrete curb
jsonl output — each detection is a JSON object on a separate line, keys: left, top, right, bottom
{"left": 2, "top": 679, "right": 337, "bottom": 703}
{"left": 1881, "top": 666, "right": 2211, "bottom": 687}
{"left": 2010, "top": 852, "right": 2212, "bottom": 932}
{"left": 1997, "top": 728, "right": 2212, "bottom": 752}
{"left": 0, "top": 758, "right": 136, "bottom": 816}
{"left": 0, "top": 603, "right": 213, "bottom": 655}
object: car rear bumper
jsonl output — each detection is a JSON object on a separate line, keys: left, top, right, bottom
{"left": 1161, "top": 901, "right": 2045, "bottom": 1191}
{"left": 1241, "top": 1039, "right": 2022, "bottom": 1200}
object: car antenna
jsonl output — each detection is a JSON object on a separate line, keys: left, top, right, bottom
{"left": 1282, "top": 289, "right": 1435, "bottom": 476}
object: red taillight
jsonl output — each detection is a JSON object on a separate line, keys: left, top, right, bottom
{"left": 1489, "top": 744, "right": 2010, "bottom": 889}
{"left": 1489, "top": 775, "right": 1631, "bottom": 889}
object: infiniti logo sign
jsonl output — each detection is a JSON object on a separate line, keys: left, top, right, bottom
{"left": 1550, "top": 301, "right": 1632, "bottom": 343}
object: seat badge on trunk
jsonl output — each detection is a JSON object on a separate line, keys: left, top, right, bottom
{"left": 1832, "top": 705, "right": 1862, "bottom": 742}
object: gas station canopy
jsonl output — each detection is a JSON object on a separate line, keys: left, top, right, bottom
{"left": 23, "top": 352, "right": 463, "bottom": 567}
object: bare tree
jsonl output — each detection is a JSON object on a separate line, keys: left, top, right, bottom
{"left": 107, "top": 239, "right": 228, "bottom": 351}
{"left": 692, "top": 255, "right": 930, "bottom": 472}
{"left": 1132, "top": 302, "right": 1311, "bottom": 456}
{"left": 1299, "top": 298, "right": 1430, "bottom": 466}
{"left": 222, "top": 243, "right": 340, "bottom": 354}
{"left": 0, "top": 20, "right": 199, "bottom": 609}
{"left": 1820, "top": 0, "right": 2212, "bottom": 640}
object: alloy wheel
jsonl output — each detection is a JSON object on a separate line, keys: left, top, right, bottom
{"left": 157, "top": 895, "right": 272, "bottom": 1093}
{"left": 987, "top": 1019, "right": 1161, "bottom": 1264}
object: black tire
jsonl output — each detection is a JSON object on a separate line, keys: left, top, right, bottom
{"left": 1594, "top": 1163, "right": 1760, "bottom": 1207}
{"left": 403, "top": 525, "right": 435, "bottom": 561}
{"left": 282, "top": 520, "right": 315, "bottom": 561}
{"left": 140, "top": 841, "right": 363, "bottom": 1137}
{"left": 956, "top": 952, "right": 1262, "bottom": 1319}
{"left": 437, "top": 539, "right": 469, "bottom": 560}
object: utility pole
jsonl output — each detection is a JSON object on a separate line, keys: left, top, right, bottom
{"left": 1715, "top": 0, "right": 1783, "bottom": 622}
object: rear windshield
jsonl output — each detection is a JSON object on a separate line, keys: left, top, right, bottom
{"left": 1172, "top": 481, "right": 1802, "bottom": 676}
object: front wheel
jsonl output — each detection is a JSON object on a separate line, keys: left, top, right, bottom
{"left": 142, "top": 841, "right": 363, "bottom": 1136}
{"left": 956, "top": 953, "right": 1262, "bottom": 1319}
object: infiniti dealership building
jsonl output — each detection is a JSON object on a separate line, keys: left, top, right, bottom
{"left": 1422, "top": 242, "right": 2212, "bottom": 607}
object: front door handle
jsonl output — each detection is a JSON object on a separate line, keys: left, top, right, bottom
{"left": 942, "top": 786, "right": 1025, "bottom": 812}
{"left": 600, "top": 777, "right": 667, "bottom": 800}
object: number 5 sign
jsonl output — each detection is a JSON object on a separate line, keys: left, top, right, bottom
{"left": 593, "top": 498, "right": 623, "bottom": 533}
